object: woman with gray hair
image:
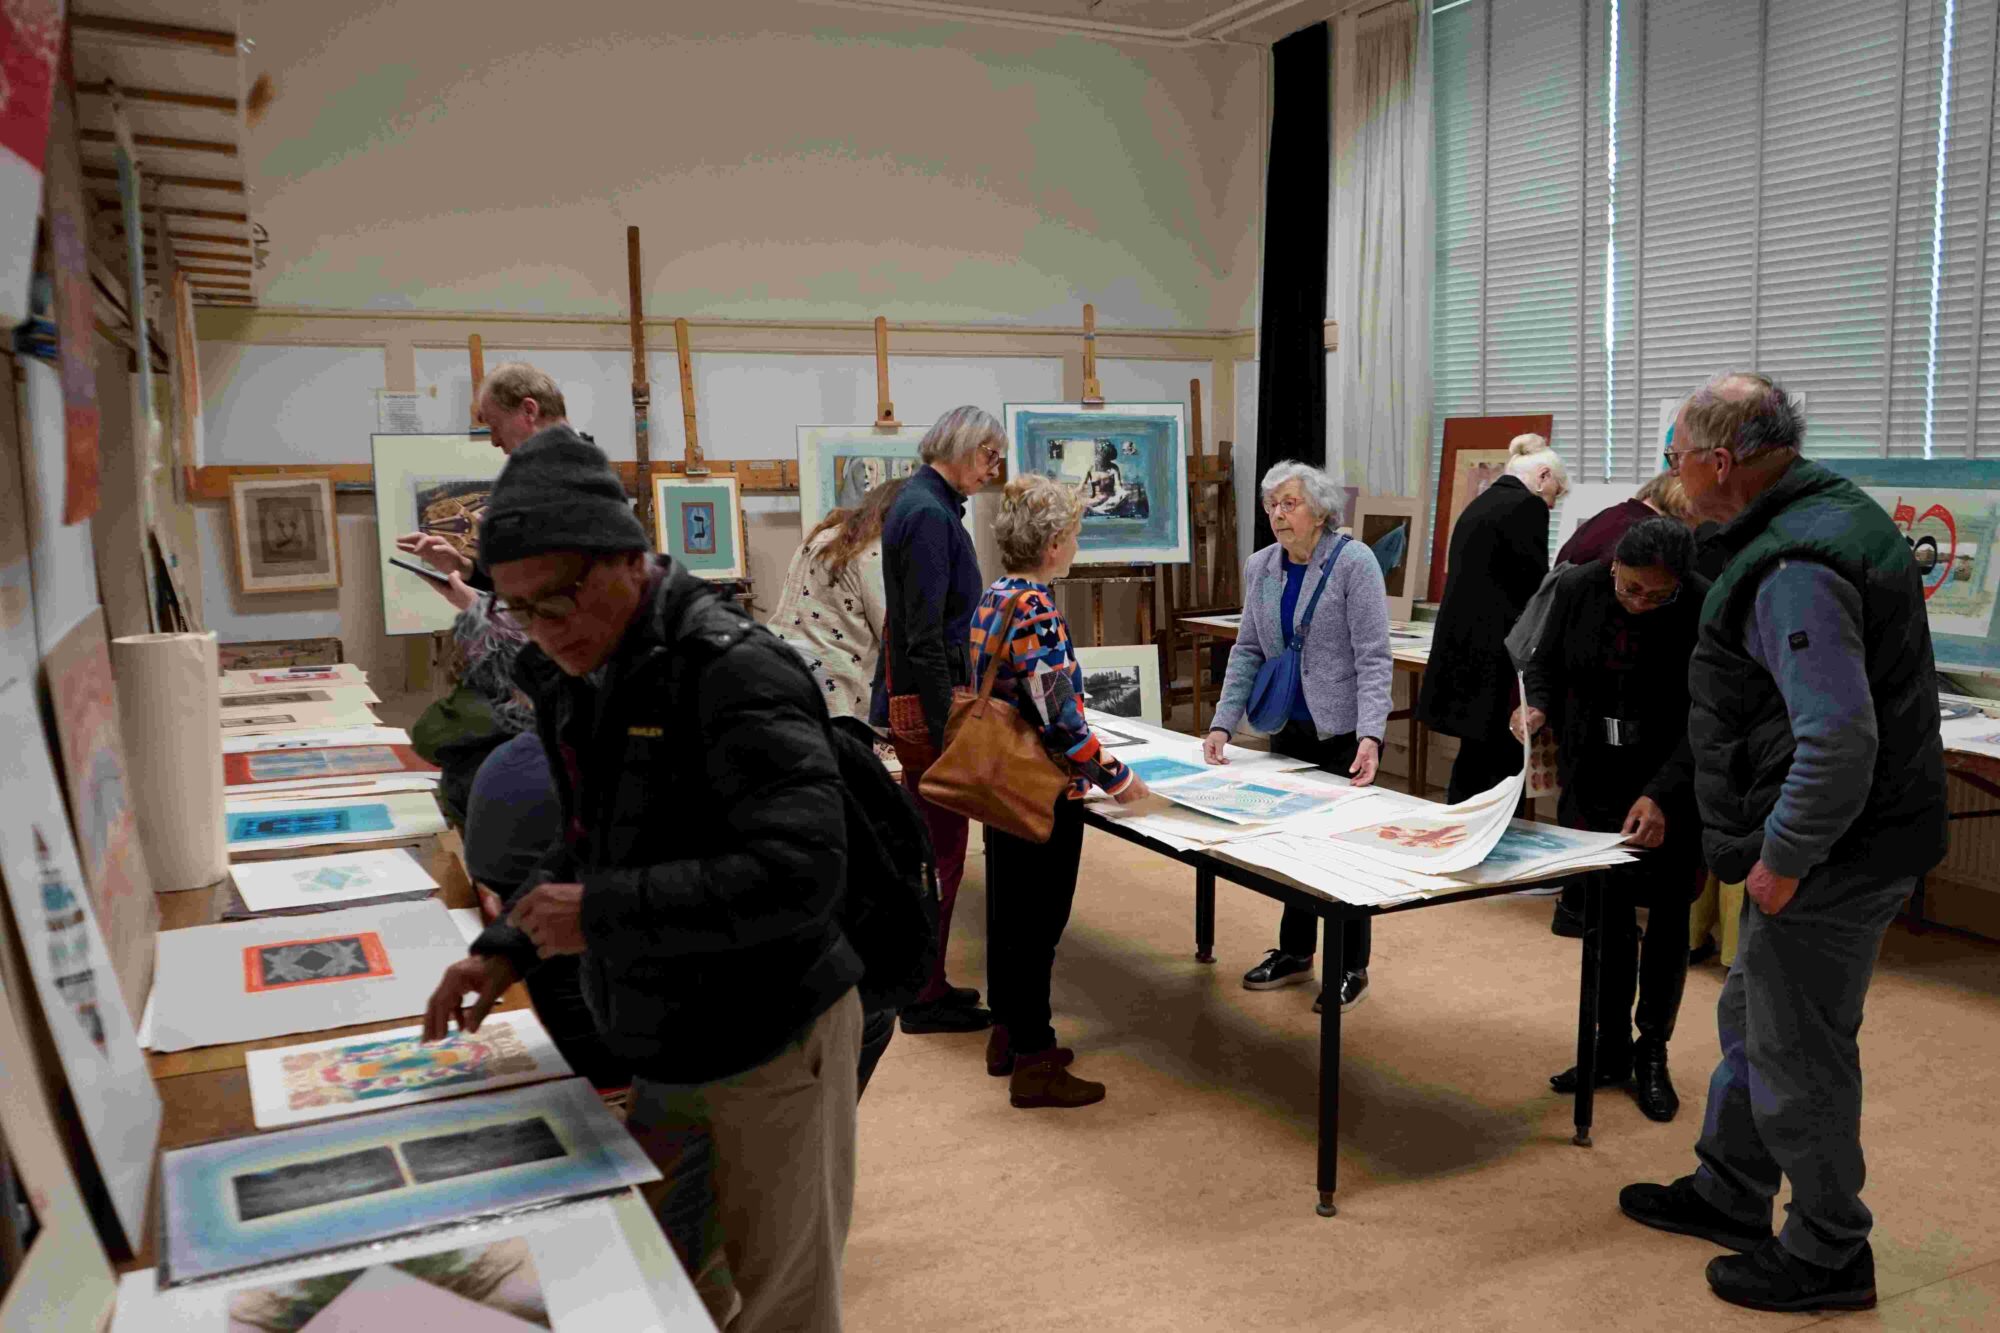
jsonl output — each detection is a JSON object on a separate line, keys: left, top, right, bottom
{"left": 1204, "top": 461, "right": 1394, "bottom": 1014}
{"left": 870, "top": 405, "right": 1006, "bottom": 1035}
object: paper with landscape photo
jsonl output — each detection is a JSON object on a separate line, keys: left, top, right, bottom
{"left": 246, "top": 1010, "right": 572, "bottom": 1128}
{"left": 150, "top": 899, "right": 468, "bottom": 1053}
{"left": 158, "top": 1078, "right": 660, "bottom": 1285}
{"left": 230, "top": 848, "right": 438, "bottom": 914}
{"left": 112, "top": 1197, "right": 696, "bottom": 1332}
{"left": 0, "top": 679, "right": 161, "bottom": 1250}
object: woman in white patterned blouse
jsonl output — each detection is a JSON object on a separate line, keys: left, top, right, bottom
{"left": 770, "top": 477, "right": 907, "bottom": 738}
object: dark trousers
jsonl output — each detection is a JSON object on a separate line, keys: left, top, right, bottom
{"left": 856, "top": 1004, "right": 896, "bottom": 1098}
{"left": 1446, "top": 732, "right": 1523, "bottom": 805}
{"left": 524, "top": 954, "right": 633, "bottom": 1093}
{"left": 1271, "top": 720, "right": 1372, "bottom": 970}
{"left": 986, "top": 797, "right": 1085, "bottom": 1054}
{"left": 903, "top": 770, "right": 970, "bottom": 1003}
{"left": 1578, "top": 864, "right": 1690, "bottom": 1057}
{"left": 1692, "top": 861, "right": 1914, "bottom": 1270}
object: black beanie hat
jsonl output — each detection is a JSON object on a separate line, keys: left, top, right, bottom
{"left": 479, "top": 426, "right": 652, "bottom": 566}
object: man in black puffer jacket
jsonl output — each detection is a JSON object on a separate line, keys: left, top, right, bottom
{"left": 1618, "top": 374, "right": 1946, "bottom": 1318}
{"left": 422, "top": 430, "right": 861, "bottom": 1333}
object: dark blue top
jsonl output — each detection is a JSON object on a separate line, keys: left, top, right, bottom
{"left": 1279, "top": 553, "right": 1316, "bottom": 722}
{"left": 869, "top": 464, "right": 984, "bottom": 743}
{"left": 464, "top": 732, "right": 564, "bottom": 896}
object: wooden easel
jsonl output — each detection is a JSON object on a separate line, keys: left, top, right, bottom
{"left": 1055, "top": 304, "right": 1157, "bottom": 647}
{"left": 874, "top": 316, "right": 899, "bottom": 429}
{"left": 1159, "top": 378, "right": 1240, "bottom": 723}
{"left": 467, "top": 334, "right": 484, "bottom": 430}
{"left": 651, "top": 315, "right": 754, "bottom": 608}
{"left": 627, "top": 226, "right": 654, "bottom": 534}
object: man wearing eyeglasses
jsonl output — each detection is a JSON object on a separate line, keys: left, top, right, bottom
{"left": 1618, "top": 373, "right": 1946, "bottom": 1315}
{"left": 421, "top": 431, "right": 864, "bottom": 1333}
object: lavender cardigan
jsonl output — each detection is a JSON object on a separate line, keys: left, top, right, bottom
{"left": 1210, "top": 527, "right": 1394, "bottom": 743}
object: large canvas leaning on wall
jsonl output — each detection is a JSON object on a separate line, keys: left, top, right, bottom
{"left": 796, "top": 425, "right": 929, "bottom": 534}
{"left": 1818, "top": 457, "right": 2000, "bottom": 672}
{"left": 1006, "top": 403, "right": 1190, "bottom": 564}
{"left": 371, "top": 434, "right": 504, "bottom": 635}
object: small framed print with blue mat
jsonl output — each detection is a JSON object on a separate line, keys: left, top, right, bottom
{"left": 652, "top": 475, "right": 746, "bottom": 581}
{"left": 1817, "top": 457, "right": 2000, "bottom": 672}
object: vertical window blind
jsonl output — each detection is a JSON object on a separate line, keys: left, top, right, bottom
{"left": 1433, "top": 0, "right": 2000, "bottom": 486}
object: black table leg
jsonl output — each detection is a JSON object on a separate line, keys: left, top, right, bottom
{"left": 1317, "top": 912, "right": 1344, "bottom": 1217}
{"left": 1573, "top": 876, "right": 1603, "bottom": 1148}
{"left": 984, "top": 836, "right": 999, "bottom": 1016}
{"left": 1194, "top": 868, "right": 1216, "bottom": 964}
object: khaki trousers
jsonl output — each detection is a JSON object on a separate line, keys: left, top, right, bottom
{"left": 627, "top": 988, "right": 862, "bottom": 1333}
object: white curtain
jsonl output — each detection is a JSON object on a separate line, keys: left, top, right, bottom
{"left": 1330, "top": 0, "right": 1433, "bottom": 499}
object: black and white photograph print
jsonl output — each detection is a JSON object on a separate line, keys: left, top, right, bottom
{"left": 399, "top": 1116, "right": 570, "bottom": 1185}
{"left": 1074, "top": 646, "right": 1163, "bottom": 727}
{"left": 230, "top": 475, "right": 341, "bottom": 595}
{"left": 1082, "top": 664, "right": 1143, "bottom": 718}
{"left": 231, "top": 1146, "right": 407, "bottom": 1223}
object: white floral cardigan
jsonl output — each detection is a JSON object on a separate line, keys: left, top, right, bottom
{"left": 768, "top": 527, "right": 888, "bottom": 726}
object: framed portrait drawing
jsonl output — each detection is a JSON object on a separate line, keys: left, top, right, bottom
{"left": 229, "top": 474, "right": 339, "bottom": 595}
{"left": 370, "top": 434, "right": 504, "bottom": 635}
{"left": 1006, "top": 403, "right": 1190, "bottom": 565}
{"left": 1427, "top": 414, "right": 1552, "bottom": 602}
{"left": 1352, "top": 494, "right": 1423, "bottom": 623}
{"left": 653, "top": 475, "right": 746, "bottom": 581}
{"left": 795, "top": 425, "right": 929, "bottom": 535}
{"left": 1074, "top": 644, "right": 1163, "bottom": 727}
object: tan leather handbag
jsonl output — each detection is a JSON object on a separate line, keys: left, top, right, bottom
{"left": 918, "top": 592, "right": 1072, "bottom": 843}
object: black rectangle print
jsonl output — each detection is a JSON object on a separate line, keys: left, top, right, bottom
{"left": 399, "top": 1117, "right": 569, "bottom": 1184}
{"left": 232, "top": 1146, "right": 406, "bottom": 1222}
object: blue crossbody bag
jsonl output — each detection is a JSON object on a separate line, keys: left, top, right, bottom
{"left": 1244, "top": 536, "right": 1349, "bottom": 735}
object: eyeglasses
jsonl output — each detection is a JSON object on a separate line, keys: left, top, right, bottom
{"left": 1263, "top": 496, "right": 1307, "bottom": 516}
{"left": 976, "top": 443, "right": 1004, "bottom": 469}
{"left": 494, "top": 559, "right": 599, "bottom": 627}
{"left": 1612, "top": 572, "right": 1680, "bottom": 607}
{"left": 1662, "top": 445, "right": 1715, "bottom": 473}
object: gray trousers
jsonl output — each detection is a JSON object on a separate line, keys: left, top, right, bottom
{"left": 1690, "top": 860, "right": 1913, "bottom": 1269}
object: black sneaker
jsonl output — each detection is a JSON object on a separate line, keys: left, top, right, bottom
{"left": 898, "top": 997, "right": 993, "bottom": 1034}
{"left": 1550, "top": 902, "right": 1586, "bottom": 938}
{"left": 1242, "top": 949, "right": 1314, "bottom": 991}
{"left": 1618, "top": 1175, "right": 1770, "bottom": 1254}
{"left": 1311, "top": 970, "right": 1369, "bottom": 1014}
{"left": 1706, "top": 1238, "right": 1876, "bottom": 1314}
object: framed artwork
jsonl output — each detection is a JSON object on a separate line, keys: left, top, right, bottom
{"left": 0, "top": 969, "right": 118, "bottom": 1331}
{"left": 1817, "top": 458, "right": 2000, "bottom": 672}
{"left": 1427, "top": 414, "right": 1553, "bottom": 602}
{"left": 1075, "top": 644, "right": 1163, "bottom": 727}
{"left": 0, "top": 680, "right": 160, "bottom": 1255}
{"left": 370, "top": 433, "right": 504, "bottom": 635}
{"left": 796, "top": 425, "right": 929, "bottom": 534}
{"left": 229, "top": 474, "right": 339, "bottom": 595}
{"left": 652, "top": 475, "right": 746, "bottom": 581}
{"left": 1352, "top": 494, "right": 1422, "bottom": 622}
{"left": 1006, "top": 402, "right": 1191, "bottom": 564}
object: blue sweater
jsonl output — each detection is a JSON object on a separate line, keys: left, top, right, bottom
{"left": 869, "top": 465, "right": 983, "bottom": 744}
{"left": 1212, "top": 527, "right": 1394, "bottom": 743}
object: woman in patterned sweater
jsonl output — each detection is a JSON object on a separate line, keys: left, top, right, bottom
{"left": 970, "top": 474, "right": 1151, "bottom": 1109}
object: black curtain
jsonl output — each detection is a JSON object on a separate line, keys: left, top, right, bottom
{"left": 1253, "top": 21, "right": 1331, "bottom": 553}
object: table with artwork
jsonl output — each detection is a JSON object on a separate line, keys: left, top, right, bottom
{"left": 994, "top": 718, "right": 1638, "bottom": 1217}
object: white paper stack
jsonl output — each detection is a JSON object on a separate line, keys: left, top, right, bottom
{"left": 230, "top": 849, "right": 439, "bottom": 913}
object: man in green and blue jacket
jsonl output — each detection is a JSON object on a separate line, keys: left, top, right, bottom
{"left": 1617, "top": 373, "right": 1946, "bottom": 1316}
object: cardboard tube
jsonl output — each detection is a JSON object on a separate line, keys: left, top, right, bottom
{"left": 111, "top": 632, "right": 226, "bottom": 891}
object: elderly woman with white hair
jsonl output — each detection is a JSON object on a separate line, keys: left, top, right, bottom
{"left": 1419, "top": 432, "right": 1568, "bottom": 804}
{"left": 870, "top": 405, "right": 1005, "bottom": 1035}
{"left": 1204, "top": 460, "right": 1394, "bottom": 1014}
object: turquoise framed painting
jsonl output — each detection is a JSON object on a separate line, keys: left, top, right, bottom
{"left": 795, "top": 425, "right": 928, "bottom": 535}
{"left": 1004, "top": 402, "right": 1190, "bottom": 564}
{"left": 1818, "top": 457, "right": 2000, "bottom": 670}
{"left": 652, "top": 475, "right": 746, "bottom": 581}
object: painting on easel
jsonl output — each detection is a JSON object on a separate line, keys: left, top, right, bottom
{"left": 653, "top": 475, "right": 746, "bottom": 581}
{"left": 370, "top": 434, "right": 504, "bottom": 635}
{"left": 1005, "top": 403, "right": 1190, "bottom": 564}
{"left": 795, "top": 425, "right": 928, "bottom": 534}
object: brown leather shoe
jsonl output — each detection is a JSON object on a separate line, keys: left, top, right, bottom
{"left": 1009, "top": 1049, "right": 1104, "bottom": 1109}
{"left": 986, "top": 1025, "right": 1075, "bottom": 1077}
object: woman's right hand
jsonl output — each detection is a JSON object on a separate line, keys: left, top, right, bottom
{"left": 441, "top": 571, "right": 480, "bottom": 612}
{"left": 1510, "top": 705, "right": 1546, "bottom": 742}
{"left": 1112, "top": 773, "right": 1151, "bottom": 805}
{"left": 1202, "top": 730, "right": 1231, "bottom": 765}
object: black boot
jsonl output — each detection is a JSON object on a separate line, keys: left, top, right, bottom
{"left": 1630, "top": 1037, "right": 1679, "bottom": 1121}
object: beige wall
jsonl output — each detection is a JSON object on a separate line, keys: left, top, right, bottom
{"left": 242, "top": 0, "right": 1265, "bottom": 330}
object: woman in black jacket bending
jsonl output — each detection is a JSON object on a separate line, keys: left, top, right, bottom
{"left": 1419, "top": 434, "right": 1566, "bottom": 803}
{"left": 1515, "top": 517, "right": 1708, "bottom": 1122}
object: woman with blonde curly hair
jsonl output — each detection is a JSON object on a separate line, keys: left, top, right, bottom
{"left": 969, "top": 473, "right": 1151, "bottom": 1109}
